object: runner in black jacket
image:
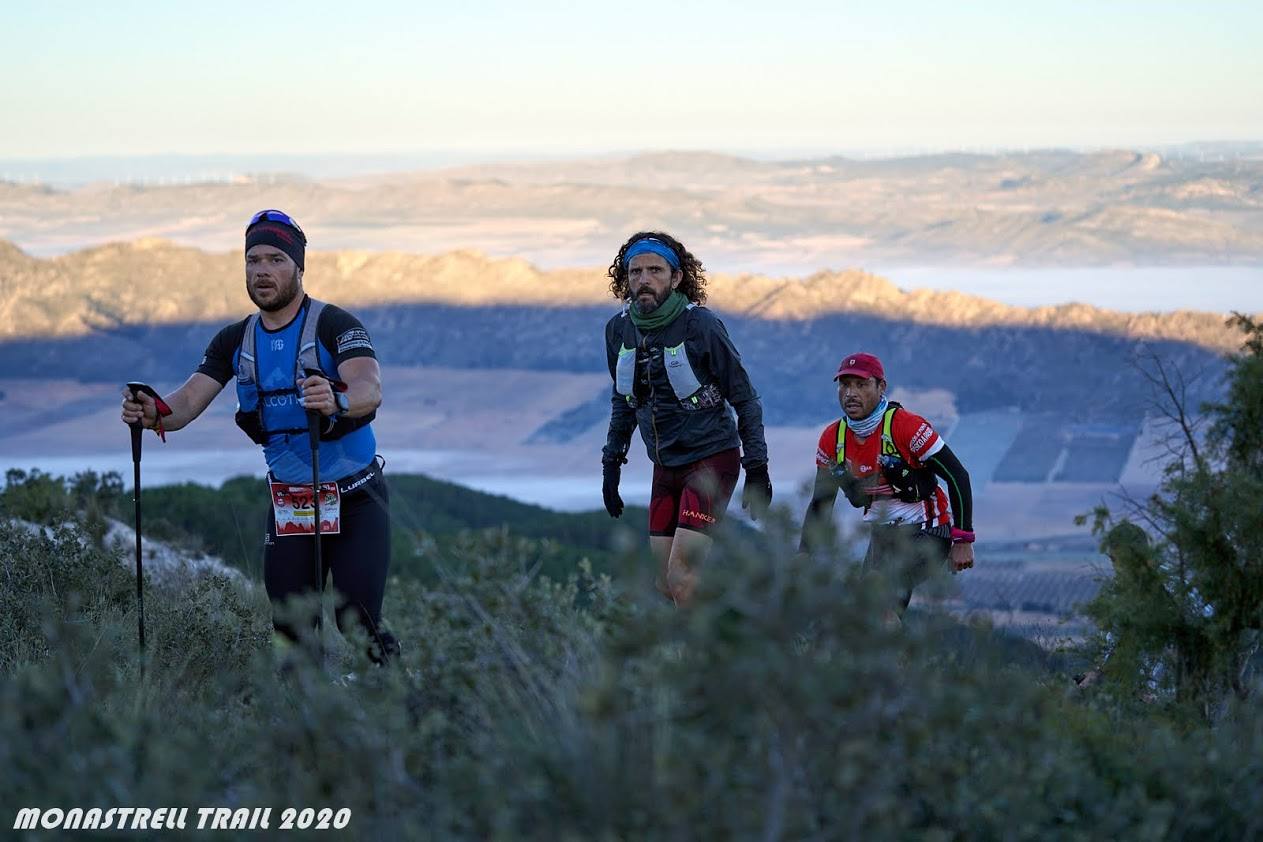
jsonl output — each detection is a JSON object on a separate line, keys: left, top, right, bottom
{"left": 601, "top": 231, "right": 771, "bottom": 605}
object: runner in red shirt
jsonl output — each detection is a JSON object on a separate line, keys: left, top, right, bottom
{"left": 800, "top": 352, "right": 975, "bottom": 614}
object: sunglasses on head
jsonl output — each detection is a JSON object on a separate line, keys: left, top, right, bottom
{"left": 247, "top": 209, "right": 307, "bottom": 242}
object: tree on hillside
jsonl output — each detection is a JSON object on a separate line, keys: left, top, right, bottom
{"left": 1082, "top": 315, "right": 1263, "bottom": 722}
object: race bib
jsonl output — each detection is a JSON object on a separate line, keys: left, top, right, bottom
{"left": 270, "top": 480, "right": 341, "bottom": 536}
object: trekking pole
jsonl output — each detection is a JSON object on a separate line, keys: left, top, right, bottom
{"left": 128, "top": 404, "right": 146, "bottom": 661}
{"left": 305, "top": 372, "right": 326, "bottom": 664}
{"left": 124, "top": 382, "right": 161, "bottom": 670}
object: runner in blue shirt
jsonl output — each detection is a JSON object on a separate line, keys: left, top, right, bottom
{"left": 120, "top": 210, "right": 399, "bottom": 664}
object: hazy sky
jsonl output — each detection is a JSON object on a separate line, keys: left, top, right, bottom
{"left": 3, "top": 1, "right": 1260, "bottom": 159}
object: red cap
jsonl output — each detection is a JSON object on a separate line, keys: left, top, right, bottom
{"left": 833, "top": 352, "right": 885, "bottom": 382}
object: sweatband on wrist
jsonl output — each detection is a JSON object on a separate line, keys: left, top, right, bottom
{"left": 950, "top": 528, "right": 975, "bottom": 544}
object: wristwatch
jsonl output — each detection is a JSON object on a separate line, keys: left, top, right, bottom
{"left": 334, "top": 392, "right": 350, "bottom": 417}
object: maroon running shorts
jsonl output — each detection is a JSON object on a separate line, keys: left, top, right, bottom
{"left": 648, "top": 448, "right": 742, "bottom": 537}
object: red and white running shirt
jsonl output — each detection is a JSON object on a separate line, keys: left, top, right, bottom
{"left": 813, "top": 408, "right": 952, "bottom": 527}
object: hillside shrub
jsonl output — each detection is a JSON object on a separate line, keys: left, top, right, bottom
{"left": 3, "top": 511, "right": 1262, "bottom": 838}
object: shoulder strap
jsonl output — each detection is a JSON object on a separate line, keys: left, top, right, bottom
{"left": 880, "top": 405, "right": 901, "bottom": 456}
{"left": 237, "top": 300, "right": 329, "bottom": 385}
{"left": 621, "top": 311, "right": 641, "bottom": 349}
{"left": 236, "top": 313, "right": 261, "bottom": 384}
{"left": 834, "top": 419, "right": 847, "bottom": 465}
{"left": 296, "top": 298, "right": 328, "bottom": 378}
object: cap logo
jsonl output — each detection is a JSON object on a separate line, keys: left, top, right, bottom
{"left": 264, "top": 226, "right": 296, "bottom": 245}
{"left": 849, "top": 358, "right": 856, "bottom": 365}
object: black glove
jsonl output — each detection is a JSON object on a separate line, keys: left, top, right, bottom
{"left": 602, "top": 457, "right": 625, "bottom": 518}
{"left": 831, "top": 463, "right": 872, "bottom": 509}
{"left": 741, "top": 463, "right": 772, "bottom": 520}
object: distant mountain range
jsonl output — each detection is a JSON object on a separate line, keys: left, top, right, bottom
{"left": 3, "top": 149, "right": 1261, "bottom": 268}
{"left": 0, "top": 239, "right": 1237, "bottom": 427}
{"left": 0, "top": 239, "right": 1248, "bottom": 350}
{"left": 4, "top": 141, "right": 1261, "bottom": 186}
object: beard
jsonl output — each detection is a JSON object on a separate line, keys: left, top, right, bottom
{"left": 632, "top": 285, "right": 671, "bottom": 314}
{"left": 247, "top": 266, "right": 301, "bottom": 312}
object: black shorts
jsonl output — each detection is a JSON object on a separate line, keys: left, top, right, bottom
{"left": 648, "top": 448, "right": 741, "bottom": 537}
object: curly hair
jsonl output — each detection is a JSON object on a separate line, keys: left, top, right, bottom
{"left": 607, "top": 231, "right": 707, "bottom": 305}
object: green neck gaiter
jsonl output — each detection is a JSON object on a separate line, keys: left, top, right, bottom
{"left": 630, "top": 290, "right": 689, "bottom": 332}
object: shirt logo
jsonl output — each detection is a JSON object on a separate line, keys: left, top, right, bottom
{"left": 336, "top": 328, "right": 373, "bottom": 354}
{"left": 270, "top": 338, "right": 285, "bottom": 351}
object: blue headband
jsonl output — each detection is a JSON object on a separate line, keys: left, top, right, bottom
{"left": 623, "top": 238, "right": 681, "bottom": 270}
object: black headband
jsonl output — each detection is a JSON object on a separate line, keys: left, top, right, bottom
{"left": 245, "top": 222, "right": 305, "bottom": 270}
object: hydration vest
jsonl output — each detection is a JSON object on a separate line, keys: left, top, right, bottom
{"left": 613, "top": 305, "right": 724, "bottom": 412}
{"left": 233, "top": 298, "right": 372, "bottom": 445}
{"left": 835, "top": 402, "right": 937, "bottom": 503}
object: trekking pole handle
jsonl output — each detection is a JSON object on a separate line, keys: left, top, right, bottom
{"left": 125, "top": 382, "right": 154, "bottom": 462}
{"left": 126, "top": 381, "right": 164, "bottom": 410}
{"left": 126, "top": 381, "right": 172, "bottom": 448}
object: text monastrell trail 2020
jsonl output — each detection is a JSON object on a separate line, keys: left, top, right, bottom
{"left": 13, "top": 806, "right": 353, "bottom": 832}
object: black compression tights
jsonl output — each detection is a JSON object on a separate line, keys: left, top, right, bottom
{"left": 862, "top": 524, "right": 952, "bottom": 615}
{"left": 263, "top": 471, "right": 398, "bottom": 663}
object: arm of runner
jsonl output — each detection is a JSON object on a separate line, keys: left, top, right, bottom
{"left": 604, "top": 388, "right": 637, "bottom": 464}
{"left": 603, "top": 317, "right": 636, "bottom": 463}
{"left": 701, "top": 313, "right": 768, "bottom": 468}
{"left": 925, "top": 443, "right": 973, "bottom": 534}
{"left": 302, "top": 304, "right": 383, "bottom": 418}
{"left": 925, "top": 443, "right": 975, "bottom": 571}
{"left": 122, "top": 318, "right": 242, "bottom": 432}
{"left": 300, "top": 356, "right": 382, "bottom": 418}
{"left": 120, "top": 372, "right": 223, "bottom": 432}
{"left": 731, "top": 397, "right": 768, "bottom": 469}
{"left": 799, "top": 467, "right": 840, "bottom": 553}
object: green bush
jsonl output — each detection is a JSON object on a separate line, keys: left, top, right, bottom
{"left": 0, "top": 520, "right": 133, "bottom": 671}
{"left": 3, "top": 510, "right": 1262, "bottom": 839}
{"left": 0, "top": 468, "right": 123, "bottom": 547}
